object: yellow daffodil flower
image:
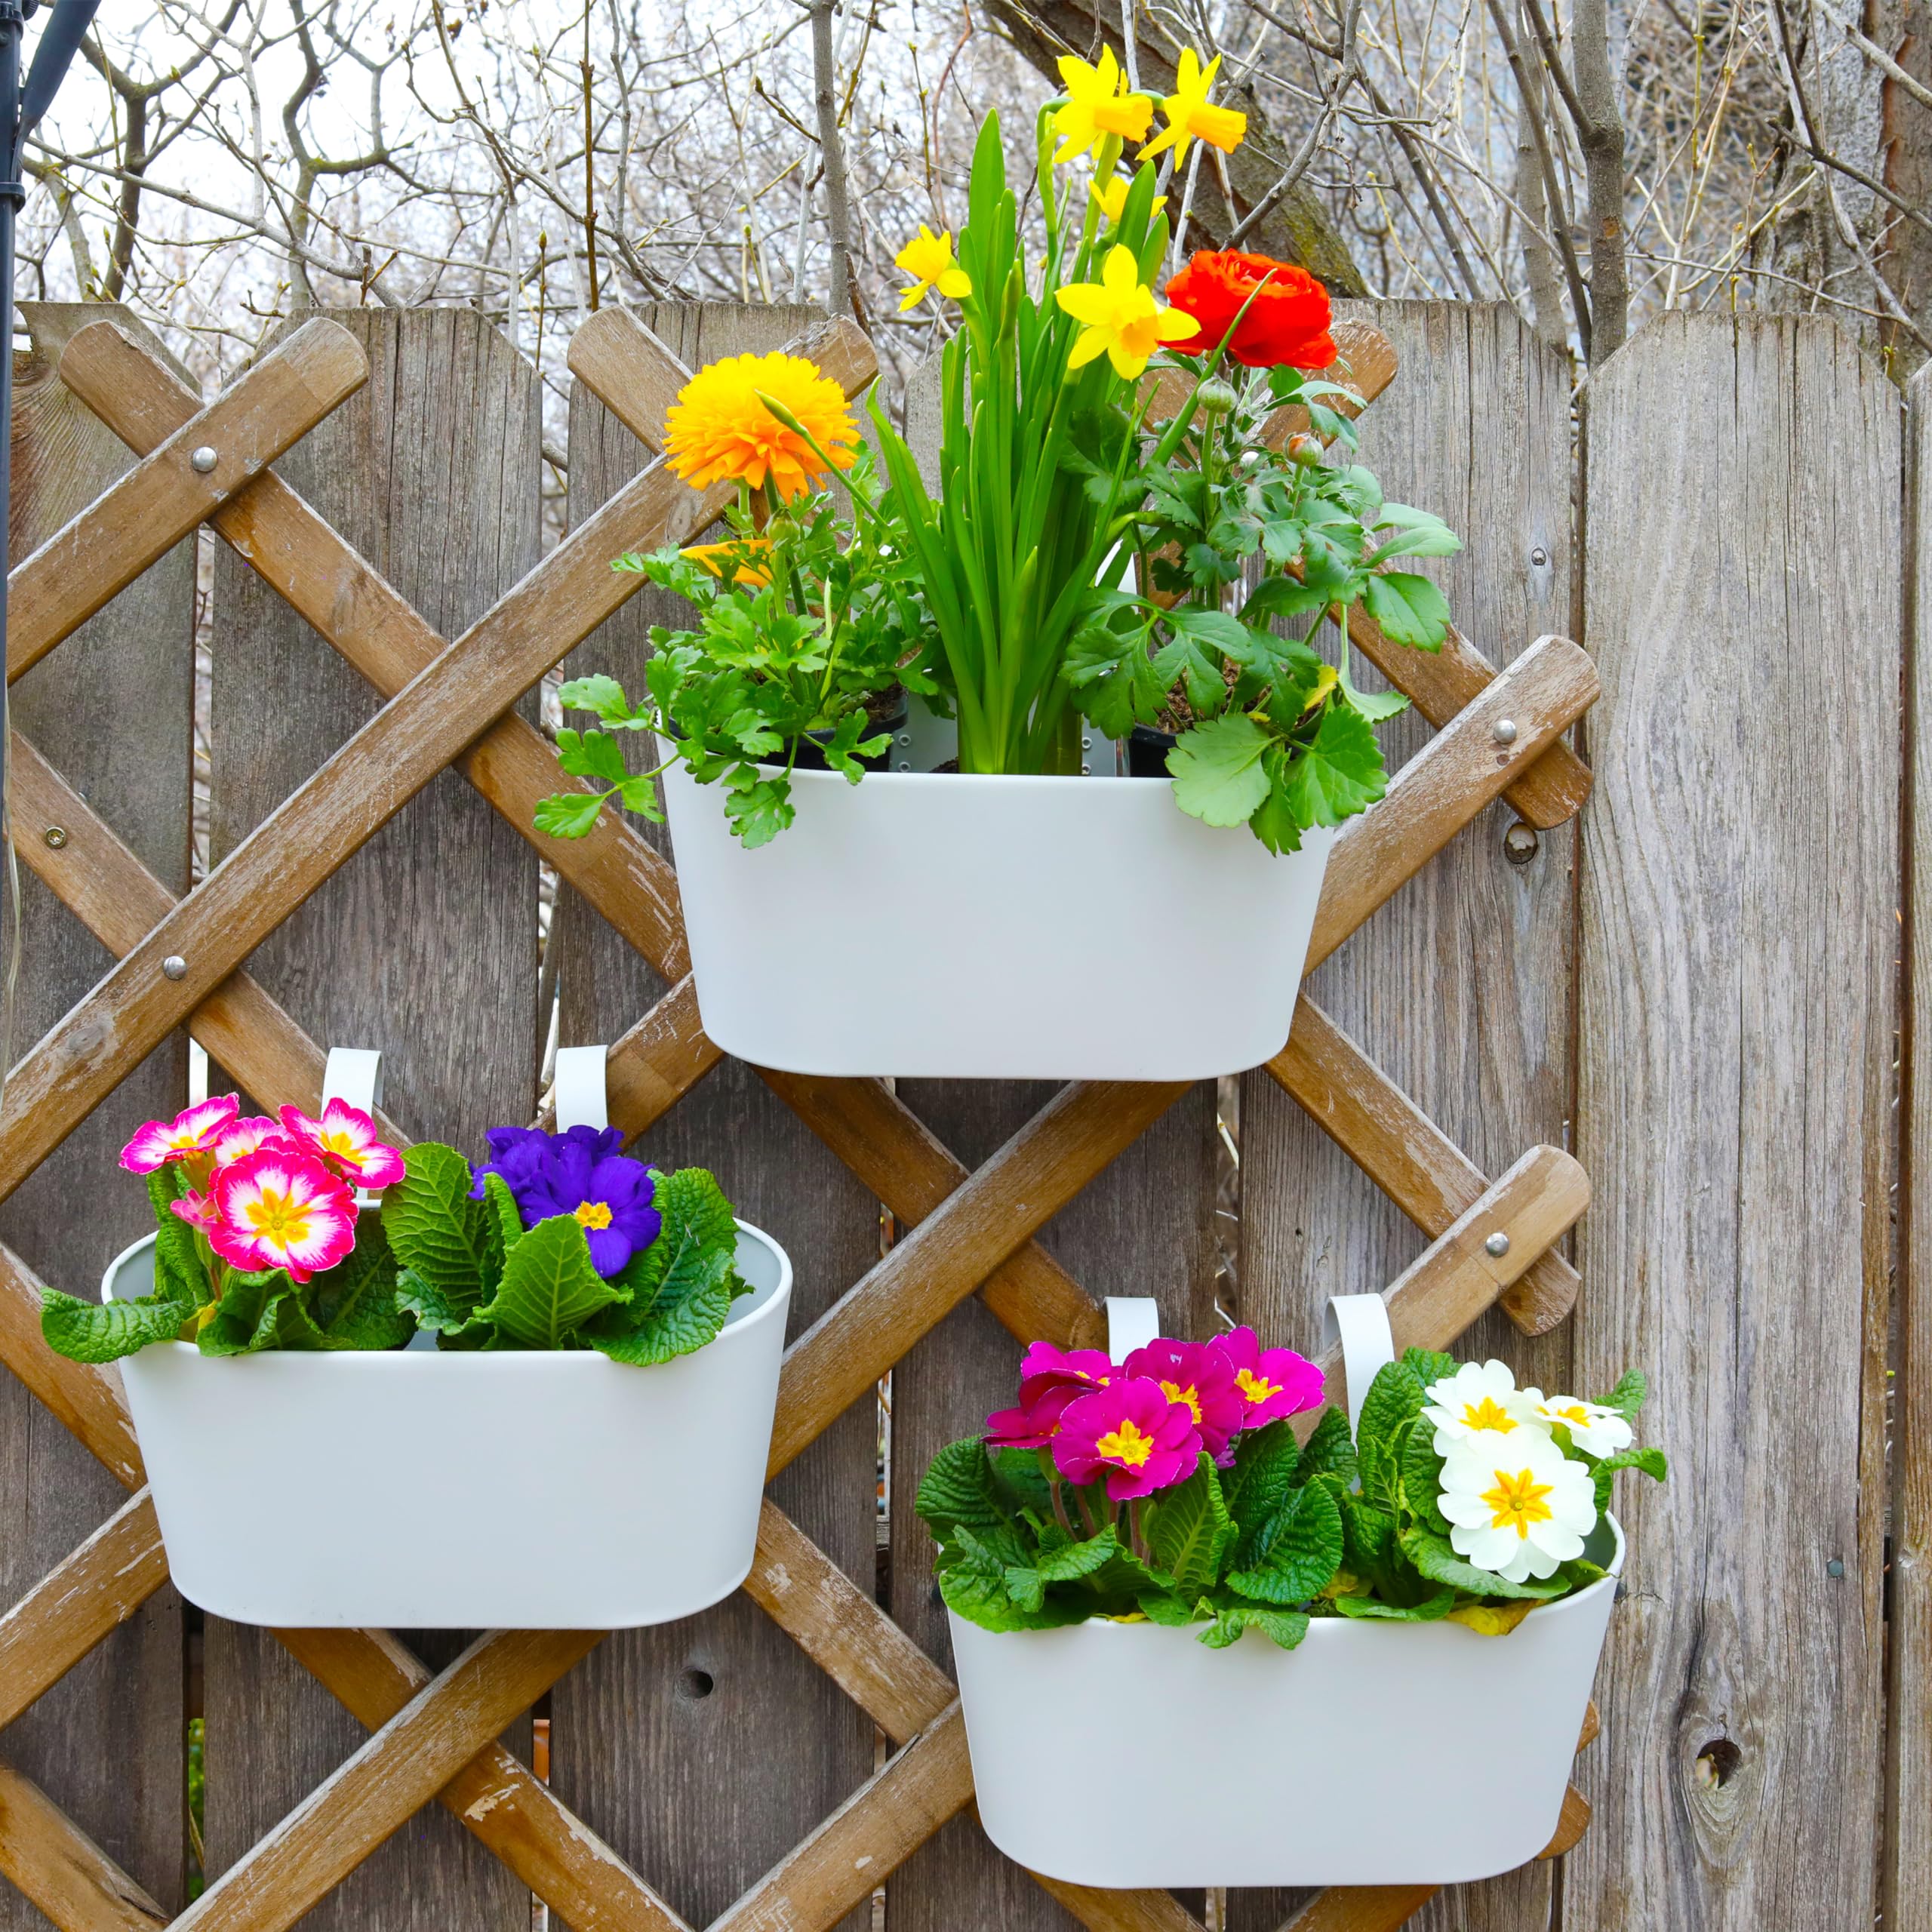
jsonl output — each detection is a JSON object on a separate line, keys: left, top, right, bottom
{"left": 894, "top": 226, "right": 972, "bottom": 311}
{"left": 1051, "top": 49, "right": 1155, "bottom": 164}
{"left": 1088, "top": 173, "right": 1168, "bottom": 226}
{"left": 1054, "top": 244, "right": 1201, "bottom": 378}
{"left": 1140, "top": 49, "right": 1247, "bottom": 165}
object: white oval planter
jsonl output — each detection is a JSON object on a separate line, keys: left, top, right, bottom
{"left": 948, "top": 1518, "right": 1622, "bottom": 1888}
{"left": 661, "top": 758, "right": 1336, "bottom": 1080}
{"left": 106, "top": 1222, "right": 791, "bottom": 1629}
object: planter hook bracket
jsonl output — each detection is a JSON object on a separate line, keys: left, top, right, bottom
{"left": 1322, "top": 1294, "right": 1396, "bottom": 1438}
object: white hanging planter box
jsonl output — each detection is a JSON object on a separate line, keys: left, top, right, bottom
{"left": 106, "top": 1220, "right": 791, "bottom": 1629}
{"left": 948, "top": 1518, "right": 1621, "bottom": 1888}
{"left": 661, "top": 759, "right": 1336, "bottom": 1080}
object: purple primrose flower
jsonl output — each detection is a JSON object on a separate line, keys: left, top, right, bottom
{"left": 471, "top": 1124, "right": 661, "bottom": 1278}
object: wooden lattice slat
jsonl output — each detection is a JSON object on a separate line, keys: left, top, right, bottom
{"left": 0, "top": 300, "right": 1603, "bottom": 1932}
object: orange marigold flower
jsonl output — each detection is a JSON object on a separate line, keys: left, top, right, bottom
{"left": 663, "top": 352, "right": 859, "bottom": 500}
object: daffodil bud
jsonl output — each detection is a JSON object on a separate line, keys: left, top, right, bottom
{"left": 1195, "top": 377, "right": 1238, "bottom": 415}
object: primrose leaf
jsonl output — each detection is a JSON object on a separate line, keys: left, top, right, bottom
{"left": 1398, "top": 1419, "right": 1452, "bottom": 1537}
{"left": 1598, "top": 1368, "right": 1648, "bottom": 1420}
{"left": 1334, "top": 1589, "right": 1457, "bottom": 1622}
{"left": 1226, "top": 1420, "right": 1303, "bottom": 1552}
{"left": 1199, "top": 1604, "right": 1309, "bottom": 1651}
{"left": 588, "top": 1167, "right": 742, "bottom": 1365}
{"left": 1294, "top": 1405, "right": 1359, "bottom": 1491}
{"left": 916, "top": 1438, "right": 1007, "bottom": 1536}
{"left": 381, "top": 1143, "right": 493, "bottom": 1316}
{"left": 309, "top": 1220, "right": 413, "bottom": 1350}
{"left": 41, "top": 1284, "right": 194, "bottom": 1363}
{"left": 143, "top": 1168, "right": 214, "bottom": 1307}
{"left": 195, "top": 1269, "right": 304, "bottom": 1355}
{"left": 1360, "top": 571, "right": 1451, "bottom": 650}
{"left": 1168, "top": 712, "right": 1274, "bottom": 827}
{"left": 1226, "top": 1477, "right": 1343, "bottom": 1604}
{"left": 1035, "top": 1525, "right": 1119, "bottom": 1583}
{"left": 1279, "top": 701, "right": 1389, "bottom": 826}
{"left": 1400, "top": 1530, "right": 1571, "bottom": 1601}
{"left": 1340, "top": 1493, "right": 1401, "bottom": 1593}
{"left": 1400, "top": 1347, "right": 1458, "bottom": 1393}
{"left": 395, "top": 1266, "right": 484, "bottom": 1339}
{"left": 472, "top": 1214, "right": 622, "bottom": 1349}
{"left": 940, "top": 1549, "right": 1090, "bottom": 1632}
{"left": 1355, "top": 1359, "right": 1426, "bottom": 1512}
{"left": 1143, "top": 1454, "right": 1234, "bottom": 1596}
{"left": 1591, "top": 1445, "right": 1669, "bottom": 1511}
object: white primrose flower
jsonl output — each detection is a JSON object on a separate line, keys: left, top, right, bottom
{"left": 1438, "top": 1432, "right": 1598, "bottom": 1583}
{"left": 1531, "top": 1395, "right": 1635, "bottom": 1458}
{"left": 1421, "top": 1359, "right": 1548, "bottom": 1456}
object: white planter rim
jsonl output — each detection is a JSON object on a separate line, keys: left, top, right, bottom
{"left": 104, "top": 1217, "right": 792, "bottom": 1360}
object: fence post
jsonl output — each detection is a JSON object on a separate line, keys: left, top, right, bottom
{"left": 0, "top": 301, "right": 195, "bottom": 1924}
{"left": 1232, "top": 298, "right": 1577, "bottom": 1932}
{"left": 1573, "top": 312, "right": 1898, "bottom": 1928}
{"left": 201, "top": 306, "right": 543, "bottom": 1930}
{"left": 547, "top": 301, "right": 881, "bottom": 1930}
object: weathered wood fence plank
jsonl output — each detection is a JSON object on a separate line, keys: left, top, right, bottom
{"left": 549, "top": 302, "right": 878, "bottom": 1932}
{"left": 1, "top": 301, "right": 195, "bottom": 1929}
{"left": 1894, "top": 358, "right": 1932, "bottom": 1932}
{"left": 1235, "top": 300, "right": 1577, "bottom": 1932}
{"left": 1571, "top": 312, "right": 1897, "bottom": 1928}
{"left": 204, "top": 306, "right": 543, "bottom": 1931}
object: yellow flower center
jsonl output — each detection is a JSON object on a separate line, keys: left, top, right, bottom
{"left": 1236, "top": 1367, "right": 1282, "bottom": 1404}
{"left": 574, "top": 1200, "right": 614, "bottom": 1231}
{"left": 244, "top": 1187, "right": 312, "bottom": 1250}
{"left": 168, "top": 1127, "right": 206, "bottom": 1149}
{"left": 1460, "top": 1395, "right": 1518, "bottom": 1434}
{"left": 1552, "top": 1404, "right": 1589, "bottom": 1424}
{"left": 1094, "top": 1419, "right": 1156, "bottom": 1469}
{"left": 320, "top": 1128, "right": 358, "bottom": 1158}
{"left": 1159, "top": 1379, "right": 1203, "bottom": 1424}
{"left": 1481, "top": 1466, "right": 1556, "bottom": 1539}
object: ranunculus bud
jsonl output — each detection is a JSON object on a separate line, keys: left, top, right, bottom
{"left": 1194, "top": 377, "right": 1239, "bottom": 414}
{"left": 1285, "top": 431, "right": 1324, "bottom": 468}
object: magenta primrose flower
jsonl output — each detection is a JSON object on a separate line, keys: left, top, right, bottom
{"left": 119, "top": 1095, "right": 241, "bottom": 1175}
{"left": 1052, "top": 1377, "right": 1203, "bottom": 1500}
{"left": 278, "top": 1099, "right": 407, "bottom": 1190}
{"left": 208, "top": 1146, "right": 359, "bottom": 1283}
{"left": 1220, "top": 1325, "right": 1325, "bottom": 1426}
{"left": 986, "top": 1342, "right": 1121, "bottom": 1447}
{"left": 1123, "top": 1336, "right": 1247, "bottom": 1463}
{"left": 209, "top": 1115, "right": 306, "bottom": 1168}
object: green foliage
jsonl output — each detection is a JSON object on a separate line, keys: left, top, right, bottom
{"left": 382, "top": 1143, "right": 496, "bottom": 1315}
{"left": 535, "top": 453, "right": 925, "bottom": 848}
{"left": 473, "top": 1215, "right": 624, "bottom": 1349}
{"left": 925, "top": 1341, "right": 1665, "bottom": 1647}
{"left": 586, "top": 1168, "right": 746, "bottom": 1365}
{"left": 41, "top": 1282, "right": 195, "bottom": 1363}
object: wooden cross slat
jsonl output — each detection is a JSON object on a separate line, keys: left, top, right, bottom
{"left": 0, "top": 303, "right": 1601, "bottom": 1932}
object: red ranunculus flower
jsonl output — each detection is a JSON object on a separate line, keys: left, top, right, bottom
{"left": 1163, "top": 251, "right": 1337, "bottom": 370}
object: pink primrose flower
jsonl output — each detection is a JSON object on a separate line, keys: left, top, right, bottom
{"left": 1124, "top": 1335, "right": 1247, "bottom": 1462}
{"left": 119, "top": 1095, "right": 241, "bottom": 1175}
{"left": 208, "top": 1147, "right": 358, "bottom": 1284}
{"left": 210, "top": 1115, "right": 308, "bottom": 1168}
{"left": 1051, "top": 1377, "right": 1204, "bottom": 1500}
{"left": 1217, "top": 1326, "right": 1326, "bottom": 1429}
{"left": 278, "top": 1099, "right": 407, "bottom": 1190}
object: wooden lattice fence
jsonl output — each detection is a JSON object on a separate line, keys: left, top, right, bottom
{"left": 0, "top": 295, "right": 1910, "bottom": 1932}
